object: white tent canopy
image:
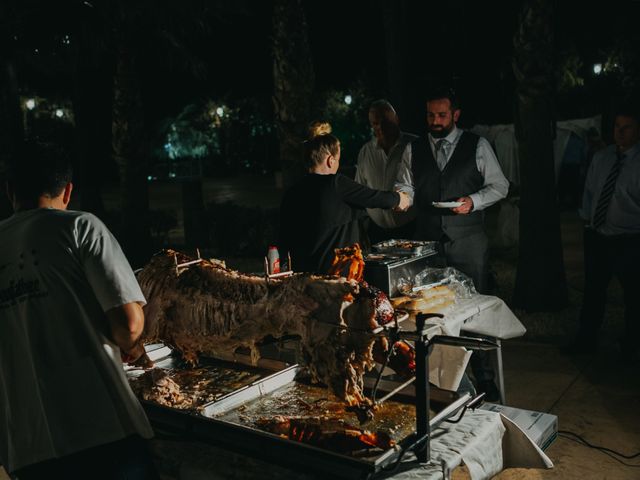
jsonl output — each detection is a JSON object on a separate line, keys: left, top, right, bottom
{"left": 468, "top": 115, "right": 602, "bottom": 247}
{"left": 469, "top": 115, "right": 602, "bottom": 186}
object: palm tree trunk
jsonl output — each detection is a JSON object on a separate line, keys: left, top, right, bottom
{"left": 512, "top": 0, "right": 568, "bottom": 311}
{"left": 271, "top": 0, "right": 315, "bottom": 188}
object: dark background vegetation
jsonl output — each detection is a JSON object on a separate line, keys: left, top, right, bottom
{"left": 1, "top": 0, "right": 638, "bottom": 310}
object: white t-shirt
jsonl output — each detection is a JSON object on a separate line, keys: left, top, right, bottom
{"left": 0, "top": 208, "right": 152, "bottom": 473}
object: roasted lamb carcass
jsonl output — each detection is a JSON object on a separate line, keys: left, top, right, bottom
{"left": 136, "top": 249, "right": 394, "bottom": 406}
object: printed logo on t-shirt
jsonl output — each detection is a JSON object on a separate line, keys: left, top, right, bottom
{"left": 0, "top": 277, "right": 48, "bottom": 309}
{"left": 0, "top": 250, "right": 48, "bottom": 309}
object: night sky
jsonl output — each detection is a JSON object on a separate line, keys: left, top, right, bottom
{"left": 7, "top": 0, "right": 640, "bottom": 141}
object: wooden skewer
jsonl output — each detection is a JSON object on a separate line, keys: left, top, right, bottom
{"left": 176, "top": 258, "right": 203, "bottom": 269}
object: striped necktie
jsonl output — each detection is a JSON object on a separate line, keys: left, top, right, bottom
{"left": 592, "top": 152, "right": 624, "bottom": 229}
{"left": 435, "top": 139, "right": 448, "bottom": 171}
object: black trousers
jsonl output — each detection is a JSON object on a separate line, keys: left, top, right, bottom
{"left": 12, "top": 435, "right": 159, "bottom": 480}
{"left": 578, "top": 228, "right": 640, "bottom": 342}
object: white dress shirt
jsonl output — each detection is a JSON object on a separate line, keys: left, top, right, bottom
{"left": 394, "top": 126, "right": 509, "bottom": 211}
{"left": 581, "top": 142, "right": 640, "bottom": 235}
{"left": 355, "top": 132, "right": 418, "bottom": 228}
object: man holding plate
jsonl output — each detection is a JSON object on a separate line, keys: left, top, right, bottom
{"left": 394, "top": 87, "right": 509, "bottom": 400}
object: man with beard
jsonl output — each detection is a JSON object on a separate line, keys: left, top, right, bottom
{"left": 395, "top": 88, "right": 509, "bottom": 401}
{"left": 355, "top": 100, "right": 418, "bottom": 243}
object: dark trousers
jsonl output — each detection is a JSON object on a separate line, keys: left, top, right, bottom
{"left": 441, "top": 232, "right": 494, "bottom": 383}
{"left": 578, "top": 228, "right": 640, "bottom": 343}
{"left": 12, "top": 435, "right": 159, "bottom": 480}
{"left": 441, "top": 232, "right": 490, "bottom": 294}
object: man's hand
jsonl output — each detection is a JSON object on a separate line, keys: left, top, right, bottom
{"left": 395, "top": 191, "right": 411, "bottom": 212}
{"left": 120, "top": 342, "right": 147, "bottom": 364}
{"left": 107, "top": 302, "right": 149, "bottom": 365}
{"left": 451, "top": 196, "right": 473, "bottom": 215}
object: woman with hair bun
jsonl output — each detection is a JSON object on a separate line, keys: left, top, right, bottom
{"left": 307, "top": 120, "right": 332, "bottom": 138}
{"left": 279, "top": 121, "right": 410, "bottom": 274}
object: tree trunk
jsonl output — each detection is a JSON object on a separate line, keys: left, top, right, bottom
{"left": 112, "top": 22, "right": 152, "bottom": 268}
{"left": 0, "top": 5, "right": 23, "bottom": 219}
{"left": 380, "top": 0, "right": 408, "bottom": 116}
{"left": 512, "top": 0, "right": 567, "bottom": 311}
{"left": 271, "top": 0, "right": 315, "bottom": 188}
{"left": 73, "top": 15, "right": 106, "bottom": 218}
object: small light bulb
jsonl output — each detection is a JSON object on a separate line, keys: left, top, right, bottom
{"left": 593, "top": 63, "right": 602, "bottom": 75}
{"left": 55, "top": 109, "right": 64, "bottom": 118}
{"left": 26, "top": 99, "right": 36, "bottom": 110}
{"left": 344, "top": 95, "right": 352, "bottom": 105}
{"left": 216, "top": 107, "right": 224, "bottom": 117}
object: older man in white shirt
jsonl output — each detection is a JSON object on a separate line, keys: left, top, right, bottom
{"left": 355, "top": 100, "right": 418, "bottom": 244}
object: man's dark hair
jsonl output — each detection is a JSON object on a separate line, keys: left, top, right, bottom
{"left": 7, "top": 142, "right": 73, "bottom": 201}
{"left": 426, "top": 87, "right": 459, "bottom": 110}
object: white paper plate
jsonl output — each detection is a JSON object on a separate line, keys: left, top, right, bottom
{"left": 432, "top": 201, "right": 463, "bottom": 208}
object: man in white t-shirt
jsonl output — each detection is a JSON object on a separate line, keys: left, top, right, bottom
{"left": 0, "top": 143, "right": 158, "bottom": 479}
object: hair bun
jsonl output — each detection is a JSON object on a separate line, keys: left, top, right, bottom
{"left": 307, "top": 121, "right": 332, "bottom": 139}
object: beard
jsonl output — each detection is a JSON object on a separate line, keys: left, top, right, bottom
{"left": 429, "top": 123, "right": 454, "bottom": 139}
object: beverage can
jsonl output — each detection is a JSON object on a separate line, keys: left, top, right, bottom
{"left": 267, "top": 246, "right": 280, "bottom": 274}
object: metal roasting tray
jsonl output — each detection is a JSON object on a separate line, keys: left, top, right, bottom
{"left": 129, "top": 342, "right": 477, "bottom": 478}
{"left": 126, "top": 345, "right": 284, "bottom": 412}
{"left": 192, "top": 365, "right": 473, "bottom": 478}
{"left": 372, "top": 239, "right": 439, "bottom": 256}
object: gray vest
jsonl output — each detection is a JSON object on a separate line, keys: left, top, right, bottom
{"left": 411, "top": 132, "right": 484, "bottom": 241}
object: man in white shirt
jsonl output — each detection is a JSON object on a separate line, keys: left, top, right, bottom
{"left": 564, "top": 107, "right": 640, "bottom": 358}
{"left": 0, "top": 143, "right": 158, "bottom": 479}
{"left": 395, "top": 88, "right": 509, "bottom": 401}
{"left": 355, "top": 100, "right": 418, "bottom": 244}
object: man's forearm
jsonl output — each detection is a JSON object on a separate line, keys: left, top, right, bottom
{"left": 106, "top": 302, "right": 145, "bottom": 352}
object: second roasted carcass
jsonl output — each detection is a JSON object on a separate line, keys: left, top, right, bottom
{"left": 137, "top": 249, "right": 396, "bottom": 406}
